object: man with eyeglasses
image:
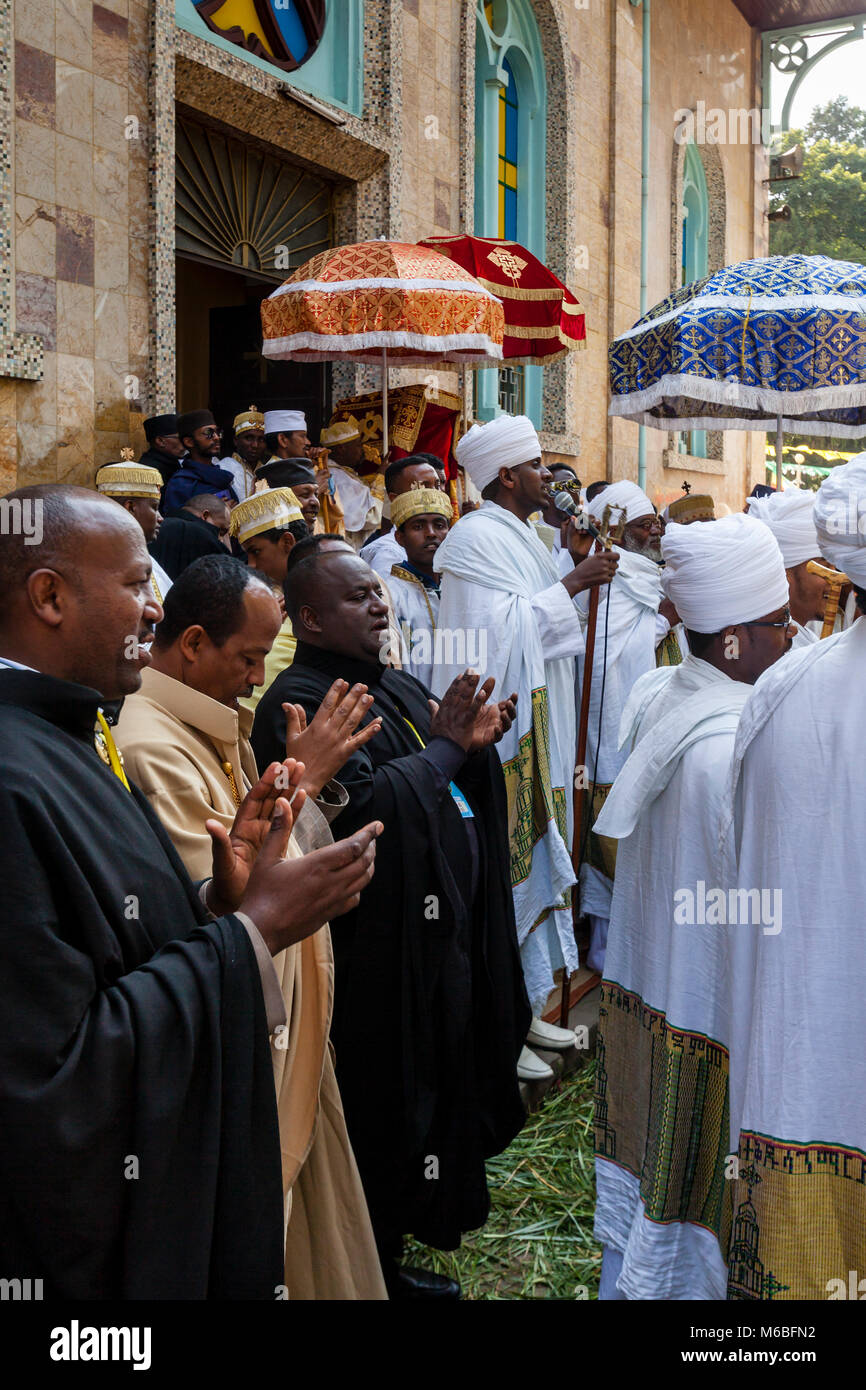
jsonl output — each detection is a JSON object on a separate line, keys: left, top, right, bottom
{"left": 163, "top": 410, "right": 238, "bottom": 514}
{"left": 592, "top": 513, "right": 793, "bottom": 1302}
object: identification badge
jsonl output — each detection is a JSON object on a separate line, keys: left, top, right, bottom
{"left": 449, "top": 782, "right": 474, "bottom": 819}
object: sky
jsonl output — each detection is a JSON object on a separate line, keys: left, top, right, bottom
{"left": 772, "top": 36, "right": 866, "bottom": 131}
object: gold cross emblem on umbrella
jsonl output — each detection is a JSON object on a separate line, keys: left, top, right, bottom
{"left": 487, "top": 247, "right": 528, "bottom": 284}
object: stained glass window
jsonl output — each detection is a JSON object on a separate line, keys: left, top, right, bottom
{"left": 498, "top": 61, "right": 518, "bottom": 240}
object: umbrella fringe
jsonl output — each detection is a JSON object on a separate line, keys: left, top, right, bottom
{"left": 262, "top": 331, "right": 503, "bottom": 363}
{"left": 610, "top": 372, "right": 866, "bottom": 434}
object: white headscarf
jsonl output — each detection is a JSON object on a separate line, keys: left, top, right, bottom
{"left": 661, "top": 512, "right": 789, "bottom": 632}
{"left": 813, "top": 452, "right": 866, "bottom": 585}
{"left": 745, "top": 485, "right": 820, "bottom": 568}
{"left": 455, "top": 414, "right": 541, "bottom": 492}
{"left": 587, "top": 479, "right": 655, "bottom": 526}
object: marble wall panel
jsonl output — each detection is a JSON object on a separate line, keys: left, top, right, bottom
{"left": 94, "top": 356, "right": 132, "bottom": 431}
{"left": 15, "top": 41, "right": 55, "bottom": 127}
{"left": 16, "top": 422, "right": 58, "bottom": 483}
{"left": 14, "top": 195, "right": 57, "bottom": 278}
{"left": 55, "top": 0, "right": 93, "bottom": 70}
{"left": 94, "top": 215, "right": 129, "bottom": 292}
{"left": 55, "top": 208, "right": 95, "bottom": 285}
{"left": 15, "top": 118, "right": 56, "bottom": 202}
{"left": 55, "top": 61, "right": 93, "bottom": 143}
{"left": 93, "top": 145, "right": 128, "bottom": 222}
{"left": 93, "top": 73, "right": 128, "bottom": 151}
{"left": 92, "top": 4, "right": 128, "bottom": 83}
{"left": 15, "top": 271, "right": 57, "bottom": 349}
{"left": 93, "top": 288, "right": 128, "bottom": 359}
{"left": 14, "top": 0, "right": 55, "bottom": 54}
{"left": 56, "top": 352, "right": 95, "bottom": 483}
{"left": 16, "top": 349, "right": 57, "bottom": 429}
{"left": 55, "top": 132, "right": 95, "bottom": 214}
{"left": 56, "top": 280, "right": 94, "bottom": 357}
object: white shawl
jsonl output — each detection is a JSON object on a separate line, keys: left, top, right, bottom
{"left": 434, "top": 502, "right": 584, "bottom": 1013}
{"left": 575, "top": 546, "right": 663, "bottom": 918}
{"left": 594, "top": 655, "right": 750, "bottom": 1300}
{"left": 717, "top": 620, "right": 866, "bottom": 1297}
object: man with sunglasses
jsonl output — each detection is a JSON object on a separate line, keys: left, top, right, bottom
{"left": 592, "top": 513, "right": 793, "bottom": 1302}
{"left": 163, "top": 410, "right": 238, "bottom": 514}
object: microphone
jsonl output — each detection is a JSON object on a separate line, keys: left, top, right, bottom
{"left": 550, "top": 487, "right": 601, "bottom": 540}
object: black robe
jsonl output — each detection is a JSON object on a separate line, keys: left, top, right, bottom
{"left": 149, "top": 512, "right": 229, "bottom": 581}
{"left": 251, "top": 643, "right": 529, "bottom": 1252}
{"left": 0, "top": 671, "right": 283, "bottom": 1299}
{"left": 139, "top": 444, "right": 181, "bottom": 491}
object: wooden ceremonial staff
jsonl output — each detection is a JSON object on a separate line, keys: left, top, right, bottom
{"left": 806, "top": 559, "right": 850, "bottom": 639}
{"left": 558, "top": 506, "right": 617, "bottom": 1028}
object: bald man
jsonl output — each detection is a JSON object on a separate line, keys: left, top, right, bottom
{"left": 0, "top": 484, "right": 381, "bottom": 1298}
{"left": 150, "top": 492, "right": 231, "bottom": 581}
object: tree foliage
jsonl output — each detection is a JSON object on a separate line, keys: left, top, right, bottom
{"left": 770, "top": 96, "right": 866, "bottom": 264}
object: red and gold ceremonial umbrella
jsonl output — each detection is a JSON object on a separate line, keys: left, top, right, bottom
{"left": 260, "top": 240, "right": 504, "bottom": 449}
{"left": 419, "top": 235, "right": 586, "bottom": 364}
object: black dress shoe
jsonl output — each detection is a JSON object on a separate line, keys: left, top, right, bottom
{"left": 389, "top": 1265, "right": 461, "bottom": 1299}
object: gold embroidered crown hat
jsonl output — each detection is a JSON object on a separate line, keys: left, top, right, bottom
{"left": 229, "top": 487, "right": 304, "bottom": 545}
{"left": 95, "top": 453, "right": 162, "bottom": 499}
{"left": 390, "top": 484, "right": 453, "bottom": 529}
{"left": 233, "top": 404, "right": 265, "bottom": 435}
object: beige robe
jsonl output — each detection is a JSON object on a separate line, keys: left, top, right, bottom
{"left": 115, "top": 667, "right": 387, "bottom": 1300}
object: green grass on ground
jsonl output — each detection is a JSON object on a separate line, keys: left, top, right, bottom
{"left": 407, "top": 1062, "right": 601, "bottom": 1299}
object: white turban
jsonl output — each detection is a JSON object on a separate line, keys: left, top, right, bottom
{"left": 745, "top": 486, "right": 820, "bottom": 568}
{"left": 455, "top": 414, "right": 540, "bottom": 492}
{"left": 661, "top": 512, "right": 789, "bottom": 632}
{"left": 263, "top": 409, "right": 306, "bottom": 434}
{"left": 588, "top": 480, "right": 655, "bottom": 526}
{"left": 813, "top": 452, "right": 866, "bottom": 586}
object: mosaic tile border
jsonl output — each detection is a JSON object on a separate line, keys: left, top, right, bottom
{"left": 0, "top": 3, "right": 44, "bottom": 381}
{"left": 149, "top": 0, "right": 177, "bottom": 412}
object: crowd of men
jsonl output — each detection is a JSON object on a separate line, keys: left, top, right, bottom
{"left": 0, "top": 400, "right": 862, "bottom": 1302}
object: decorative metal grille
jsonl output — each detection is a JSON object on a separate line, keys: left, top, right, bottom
{"left": 175, "top": 116, "right": 332, "bottom": 280}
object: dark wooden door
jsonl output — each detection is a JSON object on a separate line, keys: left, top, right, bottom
{"left": 208, "top": 300, "right": 331, "bottom": 447}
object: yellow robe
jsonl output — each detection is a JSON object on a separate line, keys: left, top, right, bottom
{"left": 115, "top": 667, "right": 387, "bottom": 1300}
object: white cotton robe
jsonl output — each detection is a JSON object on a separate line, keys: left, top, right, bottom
{"left": 360, "top": 530, "right": 405, "bottom": 578}
{"left": 387, "top": 567, "right": 441, "bottom": 691}
{"left": 719, "top": 618, "right": 866, "bottom": 1300}
{"left": 434, "top": 501, "right": 584, "bottom": 1014}
{"left": 592, "top": 654, "right": 751, "bottom": 1300}
{"left": 575, "top": 548, "right": 663, "bottom": 921}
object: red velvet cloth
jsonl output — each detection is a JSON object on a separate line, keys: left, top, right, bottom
{"left": 419, "top": 235, "right": 586, "bottom": 365}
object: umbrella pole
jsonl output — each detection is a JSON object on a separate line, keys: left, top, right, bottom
{"left": 382, "top": 348, "right": 389, "bottom": 457}
{"left": 775, "top": 413, "right": 783, "bottom": 489}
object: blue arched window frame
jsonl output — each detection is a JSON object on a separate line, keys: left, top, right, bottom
{"left": 474, "top": 0, "right": 547, "bottom": 427}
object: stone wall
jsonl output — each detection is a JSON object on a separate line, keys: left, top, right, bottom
{"left": 2, "top": 0, "right": 768, "bottom": 510}
{"left": 9, "top": 0, "right": 151, "bottom": 489}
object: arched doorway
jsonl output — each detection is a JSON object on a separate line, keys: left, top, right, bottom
{"left": 174, "top": 113, "right": 334, "bottom": 445}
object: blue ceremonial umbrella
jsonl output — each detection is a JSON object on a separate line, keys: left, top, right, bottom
{"left": 608, "top": 254, "right": 866, "bottom": 484}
